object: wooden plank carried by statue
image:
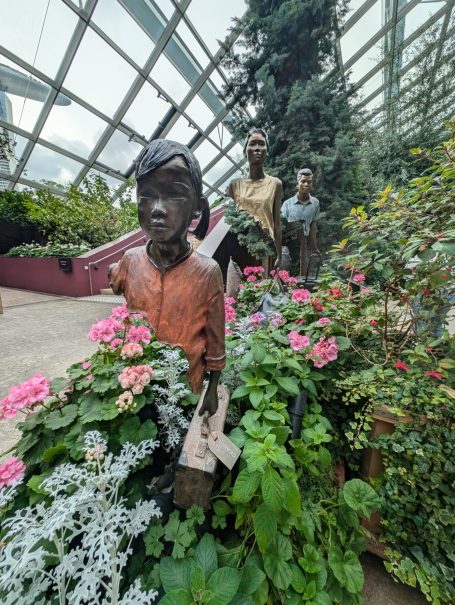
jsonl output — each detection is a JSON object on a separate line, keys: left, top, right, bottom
{"left": 174, "top": 385, "right": 240, "bottom": 511}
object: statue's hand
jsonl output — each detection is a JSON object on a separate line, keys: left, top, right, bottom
{"left": 199, "top": 388, "right": 219, "bottom": 417}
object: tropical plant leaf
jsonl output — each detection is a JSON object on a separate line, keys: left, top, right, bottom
{"left": 205, "top": 567, "right": 241, "bottom": 605}
{"left": 342, "top": 479, "right": 380, "bottom": 517}
{"left": 253, "top": 503, "right": 277, "bottom": 553}
{"left": 159, "top": 557, "right": 191, "bottom": 593}
{"left": 194, "top": 533, "right": 218, "bottom": 581}
{"left": 261, "top": 466, "right": 283, "bottom": 512}
{"left": 232, "top": 468, "right": 261, "bottom": 503}
{"left": 328, "top": 547, "right": 364, "bottom": 594}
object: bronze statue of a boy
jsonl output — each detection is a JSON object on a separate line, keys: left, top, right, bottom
{"left": 109, "top": 140, "right": 225, "bottom": 416}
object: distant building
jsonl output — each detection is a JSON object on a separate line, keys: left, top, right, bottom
{"left": 0, "top": 90, "right": 16, "bottom": 191}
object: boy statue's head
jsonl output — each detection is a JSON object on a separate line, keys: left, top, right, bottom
{"left": 135, "top": 139, "right": 209, "bottom": 242}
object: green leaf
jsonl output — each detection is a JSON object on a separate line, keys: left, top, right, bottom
{"left": 42, "top": 443, "right": 67, "bottom": 463}
{"left": 290, "top": 563, "right": 306, "bottom": 593}
{"left": 232, "top": 384, "right": 252, "bottom": 399}
{"left": 318, "top": 446, "right": 331, "bottom": 469}
{"left": 213, "top": 500, "right": 232, "bottom": 517}
{"left": 232, "top": 469, "right": 261, "bottom": 503}
{"left": 262, "top": 410, "right": 283, "bottom": 422}
{"left": 78, "top": 392, "right": 104, "bottom": 423}
{"left": 239, "top": 565, "right": 266, "bottom": 596}
{"left": 275, "top": 376, "right": 300, "bottom": 396}
{"left": 299, "top": 545, "right": 323, "bottom": 573}
{"left": 159, "top": 557, "right": 191, "bottom": 593}
{"left": 336, "top": 336, "right": 351, "bottom": 351}
{"left": 27, "top": 473, "right": 48, "bottom": 494}
{"left": 190, "top": 562, "right": 205, "bottom": 597}
{"left": 100, "top": 397, "right": 121, "bottom": 420}
{"left": 194, "top": 533, "right": 218, "bottom": 581}
{"left": 158, "top": 589, "right": 193, "bottom": 605}
{"left": 229, "top": 427, "right": 248, "bottom": 448}
{"left": 51, "top": 376, "right": 69, "bottom": 393}
{"left": 44, "top": 404, "right": 78, "bottom": 430}
{"left": 328, "top": 548, "right": 364, "bottom": 594}
{"left": 261, "top": 466, "right": 283, "bottom": 512}
{"left": 253, "top": 503, "right": 277, "bottom": 553}
{"left": 311, "top": 592, "right": 332, "bottom": 605}
{"left": 342, "top": 479, "right": 380, "bottom": 517}
{"left": 300, "top": 511, "right": 315, "bottom": 544}
{"left": 263, "top": 533, "right": 292, "bottom": 590}
{"left": 249, "top": 388, "right": 263, "bottom": 408}
{"left": 144, "top": 523, "right": 165, "bottom": 557}
{"left": 283, "top": 477, "right": 301, "bottom": 516}
{"left": 206, "top": 567, "right": 241, "bottom": 605}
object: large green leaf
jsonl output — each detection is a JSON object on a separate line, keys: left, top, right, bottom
{"left": 190, "top": 562, "right": 205, "bottom": 598}
{"left": 328, "top": 548, "right": 364, "bottom": 594}
{"left": 44, "top": 404, "right": 78, "bottom": 430}
{"left": 194, "top": 533, "right": 218, "bottom": 581}
{"left": 206, "top": 567, "right": 241, "bottom": 605}
{"left": 282, "top": 477, "right": 301, "bottom": 516}
{"left": 238, "top": 564, "right": 266, "bottom": 595}
{"left": 275, "top": 376, "right": 300, "bottom": 396}
{"left": 342, "top": 479, "right": 380, "bottom": 518}
{"left": 100, "top": 397, "right": 121, "bottom": 420}
{"left": 299, "top": 544, "right": 323, "bottom": 574}
{"left": 253, "top": 504, "right": 277, "bottom": 553}
{"left": 261, "top": 466, "right": 283, "bottom": 512}
{"left": 158, "top": 589, "right": 193, "bottom": 605}
{"left": 263, "top": 533, "right": 292, "bottom": 590}
{"left": 232, "top": 469, "right": 261, "bottom": 503}
{"left": 78, "top": 392, "right": 103, "bottom": 423}
{"left": 159, "top": 557, "right": 191, "bottom": 593}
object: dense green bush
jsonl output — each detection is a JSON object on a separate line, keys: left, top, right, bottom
{"left": 5, "top": 242, "right": 90, "bottom": 257}
{"left": 0, "top": 175, "right": 137, "bottom": 252}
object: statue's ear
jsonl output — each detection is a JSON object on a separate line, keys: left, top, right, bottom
{"left": 193, "top": 195, "right": 207, "bottom": 218}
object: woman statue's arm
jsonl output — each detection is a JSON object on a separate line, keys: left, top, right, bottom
{"left": 273, "top": 180, "right": 283, "bottom": 268}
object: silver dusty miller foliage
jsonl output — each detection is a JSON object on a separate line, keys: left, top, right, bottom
{"left": 152, "top": 349, "right": 192, "bottom": 451}
{"left": 0, "top": 431, "right": 161, "bottom": 605}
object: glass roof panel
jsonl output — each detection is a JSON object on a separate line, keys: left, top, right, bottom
{"left": 24, "top": 143, "right": 86, "bottom": 184}
{"left": 340, "top": 1, "right": 382, "bottom": 65}
{"left": 0, "top": 0, "right": 78, "bottom": 79}
{"left": 150, "top": 53, "right": 191, "bottom": 104}
{"left": 192, "top": 138, "right": 220, "bottom": 165}
{"left": 184, "top": 0, "right": 247, "bottom": 55}
{"left": 174, "top": 20, "right": 211, "bottom": 71}
{"left": 166, "top": 115, "right": 197, "bottom": 143}
{"left": 0, "top": 56, "right": 52, "bottom": 134}
{"left": 92, "top": 0, "right": 156, "bottom": 68}
{"left": 40, "top": 98, "right": 107, "bottom": 160}
{"left": 122, "top": 81, "right": 171, "bottom": 138}
{"left": 97, "top": 129, "right": 144, "bottom": 173}
{"left": 402, "top": 2, "right": 446, "bottom": 41}
{"left": 185, "top": 95, "right": 216, "bottom": 131}
{"left": 63, "top": 28, "right": 137, "bottom": 118}
{"left": 203, "top": 155, "right": 236, "bottom": 185}
{"left": 208, "top": 123, "right": 232, "bottom": 148}
{"left": 347, "top": 37, "right": 384, "bottom": 85}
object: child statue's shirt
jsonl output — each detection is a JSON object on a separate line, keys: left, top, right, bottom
{"left": 109, "top": 243, "right": 226, "bottom": 394}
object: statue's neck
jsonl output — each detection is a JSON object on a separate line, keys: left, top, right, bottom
{"left": 147, "top": 238, "right": 191, "bottom": 271}
{"left": 297, "top": 192, "right": 311, "bottom": 203}
{"left": 248, "top": 165, "right": 266, "bottom": 181}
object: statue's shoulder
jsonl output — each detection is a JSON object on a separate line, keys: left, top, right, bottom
{"left": 192, "top": 250, "right": 220, "bottom": 272}
{"left": 121, "top": 245, "right": 146, "bottom": 265}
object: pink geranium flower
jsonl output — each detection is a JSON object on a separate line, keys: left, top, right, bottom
{"left": 82, "top": 361, "right": 91, "bottom": 370}
{"left": 244, "top": 266, "right": 265, "bottom": 276}
{"left": 111, "top": 304, "right": 130, "bottom": 320}
{"left": 224, "top": 297, "right": 236, "bottom": 305}
{"left": 250, "top": 312, "right": 267, "bottom": 325}
{"left": 118, "top": 365, "right": 153, "bottom": 394}
{"left": 291, "top": 289, "right": 311, "bottom": 303}
{"left": 126, "top": 325, "right": 151, "bottom": 344}
{"left": 317, "top": 317, "right": 331, "bottom": 327}
{"left": 121, "top": 342, "right": 144, "bottom": 359}
{"left": 0, "top": 374, "right": 50, "bottom": 420}
{"left": 309, "top": 336, "right": 339, "bottom": 368}
{"left": 88, "top": 317, "right": 122, "bottom": 343}
{"left": 225, "top": 304, "right": 236, "bottom": 322}
{"left": 287, "top": 331, "right": 310, "bottom": 351}
{"left": 352, "top": 271, "right": 366, "bottom": 284}
{"left": 0, "top": 457, "right": 26, "bottom": 488}
{"left": 247, "top": 275, "right": 257, "bottom": 283}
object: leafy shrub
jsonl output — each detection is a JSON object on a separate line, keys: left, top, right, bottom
{"left": 5, "top": 241, "right": 90, "bottom": 257}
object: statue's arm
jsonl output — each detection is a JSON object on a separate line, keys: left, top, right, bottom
{"left": 273, "top": 180, "right": 283, "bottom": 268}
{"left": 309, "top": 221, "right": 319, "bottom": 254}
{"left": 108, "top": 258, "right": 127, "bottom": 295}
{"left": 199, "top": 266, "right": 226, "bottom": 417}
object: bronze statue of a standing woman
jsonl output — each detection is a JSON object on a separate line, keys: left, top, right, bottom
{"left": 226, "top": 128, "right": 283, "bottom": 271}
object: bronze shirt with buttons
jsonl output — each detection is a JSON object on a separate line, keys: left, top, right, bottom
{"left": 109, "top": 242, "right": 226, "bottom": 394}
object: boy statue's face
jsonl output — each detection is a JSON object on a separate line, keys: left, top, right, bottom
{"left": 137, "top": 156, "right": 200, "bottom": 243}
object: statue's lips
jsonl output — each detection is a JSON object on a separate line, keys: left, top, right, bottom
{"left": 148, "top": 223, "right": 167, "bottom": 230}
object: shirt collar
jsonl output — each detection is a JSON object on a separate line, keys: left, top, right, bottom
{"left": 294, "top": 195, "right": 313, "bottom": 205}
{"left": 145, "top": 240, "right": 193, "bottom": 272}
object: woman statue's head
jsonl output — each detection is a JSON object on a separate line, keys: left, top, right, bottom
{"left": 243, "top": 128, "right": 269, "bottom": 166}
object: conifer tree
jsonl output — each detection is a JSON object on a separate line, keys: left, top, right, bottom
{"left": 223, "top": 0, "right": 363, "bottom": 249}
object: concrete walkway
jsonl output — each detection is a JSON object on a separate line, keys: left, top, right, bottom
{"left": 0, "top": 287, "right": 427, "bottom": 604}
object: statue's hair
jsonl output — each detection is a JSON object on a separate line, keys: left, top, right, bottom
{"left": 297, "top": 168, "right": 313, "bottom": 178}
{"left": 243, "top": 127, "right": 269, "bottom": 155}
{"left": 134, "top": 139, "right": 209, "bottom": 239}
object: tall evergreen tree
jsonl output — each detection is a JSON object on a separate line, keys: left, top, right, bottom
{"left": 222, "top": 0, "right": 363, "bottom": 249}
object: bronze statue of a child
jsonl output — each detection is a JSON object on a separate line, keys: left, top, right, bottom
{"left": 109, "top": 140, "right": 225, "bottom": 416}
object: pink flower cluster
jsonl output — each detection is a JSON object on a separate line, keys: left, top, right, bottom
{"left": 88, "top": 317, "right": 123, "bottom": 343}
{"left": 116, "top": 390, "right": 134, "bottom": 411}
{"left": 225, "top": 302, "right": 236, "bottom": 323}
{"left": 0, "top": 457, "right": 26, "bottom": 488}
{"left": 243, "top": 266, "right": 265, "bottom": 277}
{"left": 250, "top": 312, "right": 267, "bottom": 325}
{"left": 277, "top": 269, "right": 297, "bottom": 286}
{"left": 309, "top": 337, "right": 339, "bottom": 368}
{"left": 121, "top": 342, "right": 144, "bottom": 359}
{"left": 1, "top": 374, "right": 51, "bottom": 420}
{"left": 288, "top": 331, "right": 310, "bottom": 351}
{"left": 291, "top": 289, "right": 311, "bottom": 303}
{"left": 352, "top": 271, "right": 366, "bottom": 284}
{"left": 269, "top": 312, "right": 285, "bottom": 328}
{"left": 126, "top": 325, "right": 151, "bottom": 344}
{"left": 118, "top": 365, "right": 153, "bottom": 394}
{"left": 317, "top": 317, "right": 331, "bottom": 327}
{"left": 111, "top": 304, "right": 130, "bottom": 320}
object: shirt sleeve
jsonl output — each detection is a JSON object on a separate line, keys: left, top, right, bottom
{"left": 108, "top": 255, "right": 128, "bottom": 295}
{"left": 281, "top": 199, "right": 289, "bottom": 220}
{"left": 204, "top": 264, "right": 226, "bottom": 371}
{"left": 313, "top": 198, "right": 320, "bottom": 222}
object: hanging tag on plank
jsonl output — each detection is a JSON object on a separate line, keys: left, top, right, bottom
{"left": 207, "top": 431, "right": 241, "bottom": 470}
